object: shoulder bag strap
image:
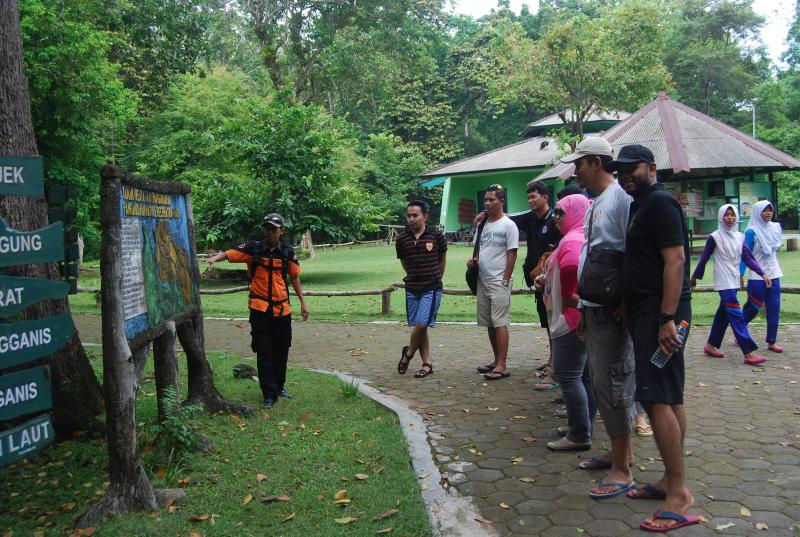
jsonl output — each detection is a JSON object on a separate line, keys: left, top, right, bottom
{"left": 472, "top": 220, "right": 486, "bottom": 258}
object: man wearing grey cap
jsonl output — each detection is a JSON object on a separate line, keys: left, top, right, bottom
{"left": 206, "top": 213, "right": 309, "bottom": 409}
{"left": 560, "top": 137, "right": 638, "bottom": 500}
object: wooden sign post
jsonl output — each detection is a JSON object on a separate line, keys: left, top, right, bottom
{"left": 0, "top": 159, "right": 71, "bottom": 469}
{"left": 77, "top": 165, "right": 249, "bottom": 526}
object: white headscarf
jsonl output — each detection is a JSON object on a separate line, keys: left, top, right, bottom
{"left": 746, "top": 200, "right": 782, "bottom": 256}
{"left": 711, "top": 204, "right": 743, "bottom": 261}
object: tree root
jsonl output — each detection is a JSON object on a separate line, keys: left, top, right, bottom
{"left": 75, "top": 485, "right": 186, "bottom": 528}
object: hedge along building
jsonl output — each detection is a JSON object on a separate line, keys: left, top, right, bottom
{"left": 535, "top": 92, "right": 800, "bottom": 233}
{"left": 420, "top": 110, "right": 630, "bottom": 233}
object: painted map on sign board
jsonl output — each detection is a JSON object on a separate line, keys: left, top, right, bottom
{"left": 119, "top": 185, "right": 197, "bottom": 339}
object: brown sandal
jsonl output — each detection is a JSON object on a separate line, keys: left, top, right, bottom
{"left": 414, "top": 364, "right": 433, "bottom": 378}
{"left": 398, "top": 346, "right": 412, "bottom": 374}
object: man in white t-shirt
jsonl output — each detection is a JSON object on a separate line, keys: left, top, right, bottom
{"left": 468, "top": 185, "right": 519, "bottom": 380}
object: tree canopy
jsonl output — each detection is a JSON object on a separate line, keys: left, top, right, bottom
{"left": 17, "top": 0, "right": 800, "bottom": 251}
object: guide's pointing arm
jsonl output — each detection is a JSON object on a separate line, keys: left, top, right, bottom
{"left": 205, "top": 251, "right": 228, "bottom": 266}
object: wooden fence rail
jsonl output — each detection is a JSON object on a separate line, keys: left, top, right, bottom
{"left": 77, "top": 284, "right": 800, "bottom": 316}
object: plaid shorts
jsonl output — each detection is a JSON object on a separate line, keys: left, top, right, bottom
{"left": 405, "top": 289, "right": 443, "bottom": 327}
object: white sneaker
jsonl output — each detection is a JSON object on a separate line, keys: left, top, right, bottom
{"left": 547, "top": 436, "right": 591, "bottom": 451}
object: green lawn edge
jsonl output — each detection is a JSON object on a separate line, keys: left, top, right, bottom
{"left": 0, "top": 351, "right": 433, "bottom": 537}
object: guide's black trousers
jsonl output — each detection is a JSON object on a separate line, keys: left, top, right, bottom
{"left": 249, "top": 310, "right": 292, "bottom": 402}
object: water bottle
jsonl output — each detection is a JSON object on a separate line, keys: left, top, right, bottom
{"left": 650, "top": 320, "right": 690, "bottom": 369}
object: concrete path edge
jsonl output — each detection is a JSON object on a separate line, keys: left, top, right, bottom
{"left": 310, "top": 369, "right": 499, "bottom": 537}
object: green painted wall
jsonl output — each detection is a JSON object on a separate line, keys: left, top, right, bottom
{"left": 439, "top": 169, "right": 563, "bottom": 231}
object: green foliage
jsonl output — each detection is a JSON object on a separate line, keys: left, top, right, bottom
{"left": 486, "top": 0, "right": 671, "bottom": 138}
{"left": 146, "top": 386, "right": 204, "bottom": 457}
{"left": 663, "top": 0, "right": 769, "bottom": 124}
{"left": 20, "top": 0, "right": 138, "bottom": 259}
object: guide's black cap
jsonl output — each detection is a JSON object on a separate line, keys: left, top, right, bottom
{"left": 610, "top": 144, "right": 655, "bottom": 169}
{"left": 262, "top": 213, "right": 284, "bottom": 228}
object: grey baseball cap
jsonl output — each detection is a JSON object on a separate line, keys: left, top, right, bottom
{"left": 262, "top": 213, "right": 285, "bottom": 228}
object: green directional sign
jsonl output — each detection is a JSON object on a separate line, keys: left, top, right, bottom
{"left": 0, "top": 313, "right": 73, "bottom": 369}
{"left": 0, "top": 413, "right": 53, "bottom": 467}
{"left": 0, "top": 217, "right": 64, "bottom": 267}
{"left": 0, "top": 276, "right": 70, "bottom": 318}
{"left": 0, "top": 157, "right": 44, "bottom": 198}
{"left": 0, "top": 366, "right": 51, "bottom": 421}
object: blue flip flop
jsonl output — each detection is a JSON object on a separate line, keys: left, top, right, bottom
{"left": 578, "top": 456, "right": 612, "bottom": 470}
{"left": 627, "top": 483, "right": 667, "bottom": 500}
{"left": 590, "top": 480, "right": 637, "bottom": 500}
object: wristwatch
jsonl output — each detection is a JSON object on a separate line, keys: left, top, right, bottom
{"left": 658, "top": 313, "right": 674, "bottom": 325}
{"left": 501, "top": 279, "right": 510, "bottom": 287}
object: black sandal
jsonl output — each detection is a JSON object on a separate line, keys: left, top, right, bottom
{"left": 414, "top": 364, "right": 433, "bottom": 378}
{"left": 398, "top": 346, "right": 412, "bottom": 374}
{"left": 477, "top": 363, "right": 496, "bottom": 374}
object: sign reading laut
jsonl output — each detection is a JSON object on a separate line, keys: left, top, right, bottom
{"left": 0, "top": 313, "right": 74, "bottom": 369}
{"left": 0, "top": 217, "right": 64, "bottom": 267}
{"left": 0, "top": 414, "right": 54, "bottom": 467}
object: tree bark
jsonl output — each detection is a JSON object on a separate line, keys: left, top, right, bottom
{"left": 152, "top": 321, "right": 178, "bottom": 422}
{"left": 0, "top": 0, "right": 103, "bottom": 435}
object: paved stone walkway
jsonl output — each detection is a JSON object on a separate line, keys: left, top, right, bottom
{"left": 75, "top": 315, "right": 800, "bottom": 536}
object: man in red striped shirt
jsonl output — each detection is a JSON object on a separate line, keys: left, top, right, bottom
{"left": 396, "top": 201, "right": 447, "bottom": 378}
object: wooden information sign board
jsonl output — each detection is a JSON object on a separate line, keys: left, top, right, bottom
{"left": 0, "top": 365, "right": 51, "bottom": 421}
{"left": 0, "top": 413, "right": 54, "bottom": 467}
{"left": 0, "top": 156, "right": 44, "bottom": 198}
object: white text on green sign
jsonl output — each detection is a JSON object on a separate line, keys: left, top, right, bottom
{"left": 0, "top": 276, "right": 70, "bottom": 318}
{"left": 0, "top": 414, "right": 53, "bottom": 467}
{"left": 0, "top": 217, "right": 64, "bottom": 267}
{"left": 0, "top": 365, "right": 51, "bottom": 421}
{"left": 0, "top": 313, "right": 73, "bottom": 369}
{"left": 0, "top": 157, "right": 44, "bottom": 198}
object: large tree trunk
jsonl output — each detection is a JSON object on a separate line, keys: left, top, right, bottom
{"left": 0, "top": 0, "right": 103, "bottom": 435}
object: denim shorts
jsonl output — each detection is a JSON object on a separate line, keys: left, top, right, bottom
{"left": 406, "top": 288, "right": 443, "bottom": 327}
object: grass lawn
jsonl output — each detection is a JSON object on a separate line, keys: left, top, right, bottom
{"left": 69, "top": 244, "right": 800, "bottom": 324}
{"left": 0, "top": 351, "right": 433, "bottom": 537}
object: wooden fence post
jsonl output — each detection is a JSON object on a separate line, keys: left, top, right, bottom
{"left": 381, "top": 289, "right": 391, "bottom": 315}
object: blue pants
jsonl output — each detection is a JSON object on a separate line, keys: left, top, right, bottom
{"left": 708, "top": 289, "right": 757, "bottom": 355}
{"left": 742, "top": 278, "right": 781, "bottom": 344}
{"left": 552, "top": 330, "right": 596, "bottom": 444}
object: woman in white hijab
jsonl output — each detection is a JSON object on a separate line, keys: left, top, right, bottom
{"left": 740, "top": 201, "right": 784, "bottom": 352}
{"left": 690, "top": 204, "right": 771, "bottom": 365}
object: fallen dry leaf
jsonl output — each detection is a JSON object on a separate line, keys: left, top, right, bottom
{"left": 355, "top": 473, "right": 369, "bottom": 481}
{"left": 334, "top": 490, "right": 348, "bottom": 501}
{"left": 178, "top": 477, "right": 192, "bottom": 488}
{"left": 499, "top": 502, "right": 510, "bottom": 509}
{"left": 755, "top": 522, "right": 769, "bottom": 530}
{"left": 256, "top": 474, "right": 268, "bottom": 482}
{"left": 512, "top": 415, "right": 528, "bottom": 420}
{"left": 521, "top": 436, "right": 536, "bottom": 443}
{"left": 511, "top": 456, "right": 523, "bottom": 465}
{"left": 519, "top": 477, "right": 536, "bottom": 483}
{"left": 261, "top": 495, "right": 291, "bottom": 503}
{"left": 189, "top": 513, "right": 209, "bottom": 522}
{"left": 740, "top": 507, "right": 751, "bottom": 517}
{"left": 335, "top": 516, "right": 359, "bottom": 524}
{"left": 697, "top": 382, "right": 708, "bottom": 387}
{"left": 475, "top": 516, "right": 494, "bottom": 525}
{"left": 375, "top": 528, "right": 392, "bottom": 534}
{"left": 282, "top": 512, "right": 296, "bottom": 522}
{"left": 373, "top": 508, "right": 399, "bottom": 521}
{"left": 487, "top": 407, "right": 499, "bottom": 411}
{"left": 334, "top": 498, "right": 352, "bottom": 505}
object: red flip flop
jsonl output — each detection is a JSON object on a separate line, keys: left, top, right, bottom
{"left": 640, "top": 511, "right": 701, "bottom": 533}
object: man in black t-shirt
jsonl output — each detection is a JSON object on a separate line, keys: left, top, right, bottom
{"left": 615, "top": 145, "right": 699, "bottom": 532}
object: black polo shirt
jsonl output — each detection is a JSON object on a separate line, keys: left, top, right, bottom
{"left": 624, "top": 183, "right": 691, "bottom": 310}
{"left": 396, "top": 225, "right": 447, "bottom": 294}
{"left": 509, "top": 210, "right": 562, "bottom": 287}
